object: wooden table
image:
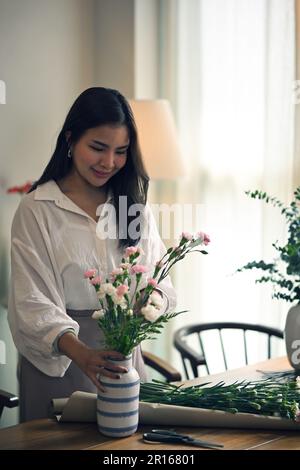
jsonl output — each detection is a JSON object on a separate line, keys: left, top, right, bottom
{"left": 0, "top": 357, "right": 300, "bottom": 451}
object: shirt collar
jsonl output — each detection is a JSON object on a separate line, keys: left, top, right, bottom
{"left": 34, "top": 179, "right": 114, "bottom": 221}
{"left": 34, "top": 179, "right": 63, "bottom": 202}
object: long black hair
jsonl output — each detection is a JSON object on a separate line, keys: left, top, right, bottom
{"left": 29, "top": 87, "right": 149, "bottom": 248}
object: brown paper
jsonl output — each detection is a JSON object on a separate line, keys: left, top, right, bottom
{"left": 139, "top": 402, "right": 300, "bottom": 431}
{"left": 51, "top": 391, "right": 300, "bottom": 430}
{"left": 51, "top": 391, "right": 97, "bottom": 422}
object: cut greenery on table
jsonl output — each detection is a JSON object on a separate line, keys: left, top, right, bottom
{"left": 140, "top": 378, "right": 300, "bottom": 421}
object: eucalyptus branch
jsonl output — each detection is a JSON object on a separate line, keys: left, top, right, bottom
{"left": 238, "top": 187, "right": 300, "bottom": 303}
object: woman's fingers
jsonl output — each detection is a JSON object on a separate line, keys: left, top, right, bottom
{"left": 99, "top": 368, "right": 122, "bottom": 380}
{"left": 102, "top": 350, "right": 125, "bottom": 360}
{"left": 83, "top": 349, "right": 129, "bottom": 390}
{"left": 104, "top": 361, "right": 128, "bottom": 373}
{"left": 95, "top": 350, "right": 128, "bottom": 373}
{"left": 88, "top": 372, "right": 106, "bottom": 392}
{"left": 90, "top": 365, "right": 122, "bottom": 381}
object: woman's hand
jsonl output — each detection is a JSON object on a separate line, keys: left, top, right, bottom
{"left": 76, "top": 348, "right": 128, "bottom": 392}
{"left": 57, "top": 332, "right": 127, "bottom": 392}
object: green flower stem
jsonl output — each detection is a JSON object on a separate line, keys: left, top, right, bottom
{"left": 140, "top": 378, "right": 300, "bottom": 421}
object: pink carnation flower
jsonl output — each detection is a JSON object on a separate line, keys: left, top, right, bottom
{"left": 91, "top": 276, "right": 102, "bottom": 285}
{"left": 197, "top": 231, "right": 210, "bottom": 245}
{"left": 181, "top": 231, "right": 193, "bottom": 241}
{"left": 125, "top": 246, "right": 138, "bottom": 257}
{"left": 147, "top": 278, "right": 158, "bottom": 288}
{"left": 131, "top": 264, "right": 149, "bottom": 274}
{"left": 116, "top": 284, "right": 129, "bottom": 296}
{"left": 84, "top": 269, "right": 98, "bottom": 278}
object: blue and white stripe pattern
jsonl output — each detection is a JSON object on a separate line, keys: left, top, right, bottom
{"left": 97, "top": 356, "right": 140, "bottom": 437}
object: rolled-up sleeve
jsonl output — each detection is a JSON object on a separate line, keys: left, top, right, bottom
{"left": 8, "top": 197, "right": 79, "bottom": 377}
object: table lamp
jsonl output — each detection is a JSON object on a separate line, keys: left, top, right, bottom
{"left": 129, "top": 99, "right": 186, "bottom": 179}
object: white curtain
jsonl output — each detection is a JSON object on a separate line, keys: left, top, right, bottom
{"left": 157, "top": 0, "right": 295, "bottom": 371}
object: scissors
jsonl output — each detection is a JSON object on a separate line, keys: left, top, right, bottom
{"left": 143, "top": 429, "right": 224, "bottom": 450}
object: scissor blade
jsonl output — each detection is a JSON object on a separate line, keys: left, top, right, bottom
{"left": 143, "top": 433, "right": 183, "bottom": 444}
{"left": 149, "top": 429, "right": 223, "bottom": 449}
{"left": 143, "top": 433, "right": 223, "bottom": 449}
{"left": 185, "top": 438, "right": 224, "bottom": 449}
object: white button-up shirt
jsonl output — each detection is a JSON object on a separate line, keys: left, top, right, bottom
{"left": 8, "top": 180, "right": 177, "bottom": 377}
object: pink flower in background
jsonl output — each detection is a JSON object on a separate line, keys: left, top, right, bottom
{"left": 7, "top": 181, "right": 33, "bottom": 195}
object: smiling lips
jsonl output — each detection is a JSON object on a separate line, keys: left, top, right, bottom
{"left": 92, "top": 168, "right": 113, "bottom": 178}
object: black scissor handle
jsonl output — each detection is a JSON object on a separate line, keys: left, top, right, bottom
{"left": 146, "top": 429, "right": 224, "bottom": 448}
{"left": 143, "top": 432, "right": 183, "bottom": 444}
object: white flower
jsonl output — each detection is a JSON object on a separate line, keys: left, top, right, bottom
{"left": 112, "top": 294, "right": 127, "bottom": 308}
{"left": 141, "top": 304, "right": 161, "bottom": 322}
{"left": 98, "top": 282, "right": 116, "bottom": 299}
{"left": 92, "top": 309, "right": 105, "bottom": 320}
{"left": 111, "top": 268, "right": 124, "bottom": 276}
{"left": 149, "top": 291, "right": 164, "bottom": 309}
{"left": 97, "top": 289, "right": 106, "bottom": 300}
{"left": 104, "top": 283, "right": 117, "bottom": 295}
{"left": 120, "top": 262, "right": 132, "bottom": 270}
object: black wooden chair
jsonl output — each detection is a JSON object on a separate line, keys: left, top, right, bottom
{"left": 0, "top": 389, "right": 19, "bottom": 420}
{"left": 174, "top": 322, "right": 284, "bottom": 379}
{"left": 142, "top": 351, "right": 182, "bottom": 382}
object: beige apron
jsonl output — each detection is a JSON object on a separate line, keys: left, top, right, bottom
{"left": 19, "top": 309, "right": 147, "bottom": 422}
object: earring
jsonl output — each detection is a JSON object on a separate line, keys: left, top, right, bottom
{"left": 67, "top": 148, "right": 72, "bottom": 159}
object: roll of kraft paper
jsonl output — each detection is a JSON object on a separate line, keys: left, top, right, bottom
{"left": 50, "top": 391, "right": 97, "bottom": 422}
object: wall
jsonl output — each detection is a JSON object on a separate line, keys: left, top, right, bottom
{"left": 134, "top": 0, "right": 159, "bottom": 98}
{"left": 94, "top": 0, "right": 135, "bottom": 97}
{"left": 0, "top": 0, "right": 95, "bottom": 427}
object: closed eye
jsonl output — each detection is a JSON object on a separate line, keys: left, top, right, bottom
{"left": 90, "top": 146, "right": 104, "bottom": 152}
{"left": 90, "top": 146, "right": 127, "bottom": 155}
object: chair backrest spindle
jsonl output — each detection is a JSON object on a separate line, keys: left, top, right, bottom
{"left": 174, "top": 322, "right": 284, "bottom": 379}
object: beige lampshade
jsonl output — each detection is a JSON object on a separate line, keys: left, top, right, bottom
{"left": 129, "top": 99, "right": 186, "bottom": 179}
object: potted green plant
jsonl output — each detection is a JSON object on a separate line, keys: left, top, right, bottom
{"left": 238, "top": 187, "right": 300, "bottom": 369}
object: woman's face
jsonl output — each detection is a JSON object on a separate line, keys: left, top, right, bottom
{"left": 68, "top": 124, "right": 129, "bottom": 188}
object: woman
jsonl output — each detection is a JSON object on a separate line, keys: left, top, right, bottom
{"left": 8, "top": 87, "right": 176, "bottom": 422}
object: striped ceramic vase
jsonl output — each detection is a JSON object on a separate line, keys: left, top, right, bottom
{"left": 97, "top": 355, "right": 140, "bottom": 437}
